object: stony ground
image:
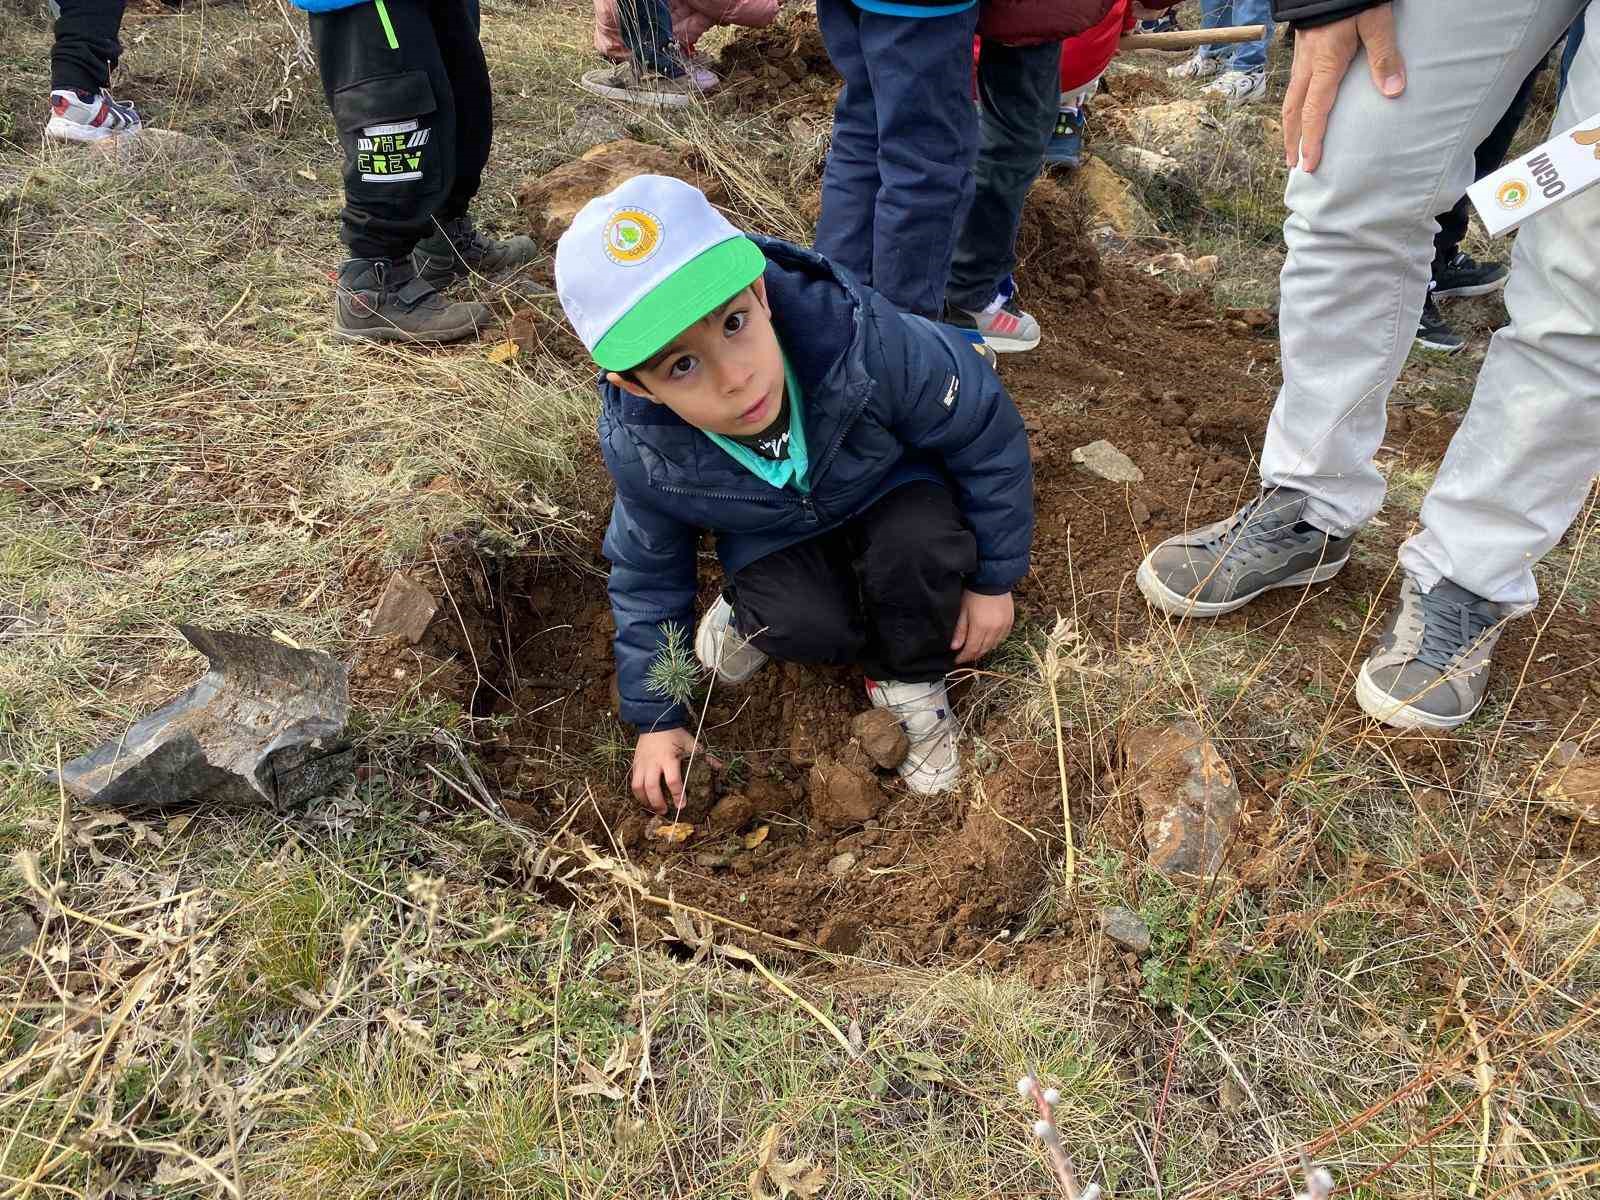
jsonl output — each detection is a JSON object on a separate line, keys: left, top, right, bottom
{"left": 3, "top": 2, "right": 1598, "bottom": 1198}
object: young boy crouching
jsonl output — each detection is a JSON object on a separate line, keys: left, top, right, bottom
{"left": 555, "top": 175, "right": 1034, "bottom": 814}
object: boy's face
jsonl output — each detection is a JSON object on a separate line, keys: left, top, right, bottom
{"left": 607, "top": 278, "right": 786, "bottom": 437}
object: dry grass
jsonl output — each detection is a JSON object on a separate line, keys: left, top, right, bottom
{"left": 4, "top": 3, "right": 1600, "bottom": 1199}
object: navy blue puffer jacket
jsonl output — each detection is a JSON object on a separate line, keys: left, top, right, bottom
{"left": 600, "top": 236, "right": 1034, "bottom": 732}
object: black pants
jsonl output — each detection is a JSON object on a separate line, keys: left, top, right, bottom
{"left": 727, "top": 482, "right": 978, "bottom": 683}
{"left": 1432, "top": 56, "right": 1545, "bottom": 275}
{"left": 309, "top": 0, "right": 492, "bottom": 261}
{"left": 51, "top": 0, "right": 127, "bottom": 94}
{"left": 946, "top": 38, "right": 1061, "bottom": 312}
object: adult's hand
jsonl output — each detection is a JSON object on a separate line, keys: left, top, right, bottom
{"left": 1282, "top": 3, "right": 1405, "bottom": 173}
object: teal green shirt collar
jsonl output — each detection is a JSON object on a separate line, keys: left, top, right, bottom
{"left": 704, "top": 352, "right": 810, "bottom": 493}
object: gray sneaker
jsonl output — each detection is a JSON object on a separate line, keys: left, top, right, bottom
{"left": 578, "top": 62, "right": 699, "bottom": 109}
{"left": 1356, "top": 574, "right": 1509, "bottom": 730}
{"left": 1137, "top": 489, "right": 1355, "bottom": 617}
{"left": 333, "top": 257, "right": 491, "bottom": 345}
{"left": 412, "top": 215, "right": 538, "bottom": 288}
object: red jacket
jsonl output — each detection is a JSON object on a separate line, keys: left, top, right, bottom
{"left": 979, "top": 0, "right": 1116, "bottom": 47}
{"left": 593, "top": 0, "right": 776, "bottom": 58}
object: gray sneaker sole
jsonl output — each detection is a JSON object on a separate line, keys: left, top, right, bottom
{"left": 1432, "top": 276, "right": 1507, "bottom": 300}
{"left": 981, "top": 327, "right": 1041, "bottom": 353}
{"left": 578, "top": 77, "right": 690, "bottom": 109}
{"left": 1136, "top": 553, "right": 1349, "bottom": 618}
{"left": 1354, "top": 660, "right": 1482, "bottom": 730}
{"left": 1414, "top": 333, "right": 1466, "bottom": 354}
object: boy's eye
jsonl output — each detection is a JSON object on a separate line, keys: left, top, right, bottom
{"left": 723, "top": 310, "right": 747, "bottom": 336}
{"left": 667, "top": 355, "right": 697, "bottom": 379}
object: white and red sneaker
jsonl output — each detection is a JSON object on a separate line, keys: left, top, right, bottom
{"left": 948, "top": 284, "right": 1041, "bottom": 353}
{"left": 865, "top": 677, "right": 961, "bottom": 795}
{"left": 45, "top": 89, "right": 142, "bottom": 143}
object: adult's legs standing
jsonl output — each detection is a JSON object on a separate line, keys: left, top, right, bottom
{"left": 858, "top": 4, "right": 981, "bottom": 318}
{"left": 1257, "top": 1, "right": 1582, "bottom": 538}
{"left": 1402, "top": 12, "right": 1600, "bottom": 608}
{"left": 946, "top": 39, "right": 1061, "bottom": 314}
{"left": 51, "top": 0, "right": 127, "bottom": 94}
{"left": 815, "top": 0, "right": 877, "bottom": 287}
{"left": 1223, "top": 0, "right": 1273, "bottom": 74}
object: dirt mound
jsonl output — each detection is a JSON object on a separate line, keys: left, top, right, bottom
{"left": 1015, "top": 175, "right": 1104, "bottom": 299}
{"left": 515, "top": 139, "right": 726, "bottom": 244}
{"left": 714, "top": 9, "right": 840, "bottom": 117}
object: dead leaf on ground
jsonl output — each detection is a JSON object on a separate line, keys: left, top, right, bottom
{"left": 486, "top": 340, "right": 521, "bottom": 364}
{"left": 650, "top": 821, "right": 696, "bottom": 844}
{"left": 568, "top": 1057, "right": 626, "bottom": 1101}
{"left": 743, "top": 825, "right": 770, "bottom": 850}
{"left": 748, "top": 1125, "right": 828, "bottom": 1200}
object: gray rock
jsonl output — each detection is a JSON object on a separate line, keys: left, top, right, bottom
{"left": 1072, "top": 440, "right": 1145, "bottom": 483}
{"left": 827, "top": 851, "right": 858, "bottom": 877}
{"left": 1122, "top": 719, "right": 1242, "bottom": 884}
{"left": 1099, "top": 906, "right": 1152, "bottom": 955}
{"left": 370, "top": 571, "right": 439, "bottom": 645}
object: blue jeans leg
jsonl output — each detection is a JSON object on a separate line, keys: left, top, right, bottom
{"left": 1221, "top": 0, "right": 1273, "bottom": 73}
{"left": 859, "top": 4, "right": 981, "bottom": 317}
{"left": 815, "top": 0, "right": 878, "bottom": 287}
{"left": 946, "top": 39, "right": 1061, "bottom": 313}
{"left": 618, "top": 0, "right": 681, "bottom": 77}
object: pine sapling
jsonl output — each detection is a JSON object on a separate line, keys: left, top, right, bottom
{"left": 1017, "top": 1074, "right": 1102, "bottom": 1200}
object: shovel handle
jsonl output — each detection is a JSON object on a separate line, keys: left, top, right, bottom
{"left": 1120, "top": 24, "right": 1267, "bottom": 50}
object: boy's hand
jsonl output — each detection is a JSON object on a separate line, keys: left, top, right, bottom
{"left": 951, "top": 590, "right": 1014, "bottom": 665}
{"left": 632, "top": 728, "right": 721, "bottom": 815}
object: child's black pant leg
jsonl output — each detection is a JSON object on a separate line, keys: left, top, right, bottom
{"left": 309, "top": 0, "right": 461, "bottom": 261}
{"left": 430, "top": 0, "right": 492, "bottom": 223}
{"left": 852, "top": 482, "right": 976, "bottom": 683}
{"left": 727, "top": 533, "right": 867, "bottom": 667}
{"left": 51, "top": 0, "right": 127, "bottom": 94}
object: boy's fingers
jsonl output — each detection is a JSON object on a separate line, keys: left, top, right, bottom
{"left": 950, "top": 608, "right": 968, "bottom": 651}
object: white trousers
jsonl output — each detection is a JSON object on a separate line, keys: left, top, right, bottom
{"left": 1259, "top": 0, "right": 1598, "bottom": 609}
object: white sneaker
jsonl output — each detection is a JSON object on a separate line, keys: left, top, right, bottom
{"left": 1166, "top": 50, "right": 1224, "bottom": 81}
{"left": 865, "top": 677, "right": 960, "bottom": 795}
{"left": 45, "top": 88, "right": 141, "bottom": 143}
{"left": 694, "top": 595, "right": 768, "bottom": 685}
{"left": 1202, "top": 69, "right": 1267, "bottom": 108}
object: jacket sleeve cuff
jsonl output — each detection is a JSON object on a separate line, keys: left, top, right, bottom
{"left": 624, "top": 705, "right": 689, "bottom": 736}
{"left": 1274, "top": 0, "right": 1384, "bottom": 28}
{"left": 968, "top": 565, "right": 1022, "bottom": 596}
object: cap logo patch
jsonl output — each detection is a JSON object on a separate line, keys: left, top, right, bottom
{"left": 602, "top": 207, "right": 662, "bottom": 266}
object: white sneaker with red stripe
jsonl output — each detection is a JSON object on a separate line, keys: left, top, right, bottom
{"left": 950, "top": 289, "right": 1041, "bottom": 353}
{"left": 865, "top": 677, "right": 961, "bottom": 794}
{"left": 45, "top": 89, "right": 142, "bottom": 143}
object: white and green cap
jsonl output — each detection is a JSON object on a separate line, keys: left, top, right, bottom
{"left": 555, "top": 174, "right": 767, "bottom": 372}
